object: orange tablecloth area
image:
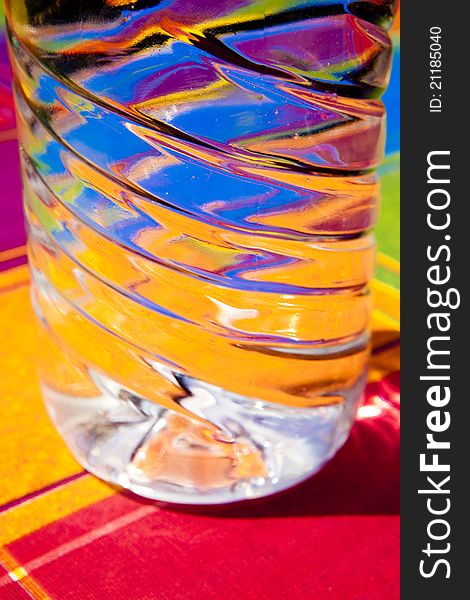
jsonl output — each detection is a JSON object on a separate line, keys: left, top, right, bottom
{"left": 0, "top": 11, "right": 400, "bottom": 599}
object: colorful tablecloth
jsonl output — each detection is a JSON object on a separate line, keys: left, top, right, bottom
{"left": 0, "top": 7, "right": 400, "bottom": 599}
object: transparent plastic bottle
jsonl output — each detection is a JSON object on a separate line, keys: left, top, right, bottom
{"left": 5, "top": 0, "right": 396, "bottom": 503}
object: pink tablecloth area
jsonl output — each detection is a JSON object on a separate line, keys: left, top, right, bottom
{"left": 1, "top": 31, "right": 26, "bottom": 271}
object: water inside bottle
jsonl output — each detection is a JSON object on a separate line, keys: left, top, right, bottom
{"left": 5, "top": 0, "right": 396, "bottom": 503}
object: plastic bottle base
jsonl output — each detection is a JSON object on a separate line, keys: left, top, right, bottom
{"left": 43, "top": 368, "right": 363, "bottom": 505}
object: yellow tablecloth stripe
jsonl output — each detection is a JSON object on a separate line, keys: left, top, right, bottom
{"left": 371, "top": 279, "right": 400, "bottom": 323}
{"left": 0, "top": 476, "right": 116, "bottom": 547}
{"left": 0, "top": 244, "right": 27, "bottom": 263}
{"left": 0, "top": 266, "right": 82, "bottom": 507}
{"left": 0, "top": 547, "right": 52, "bottom": 599}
